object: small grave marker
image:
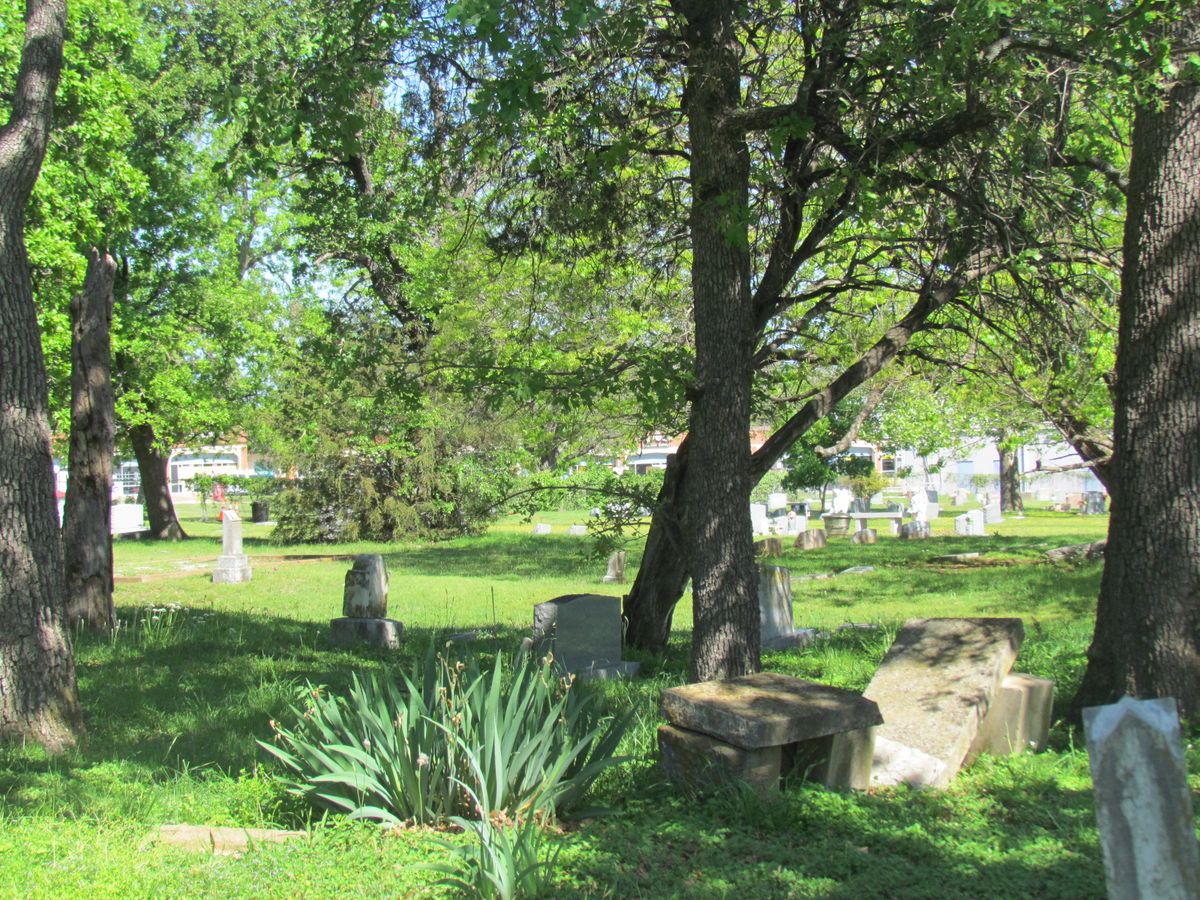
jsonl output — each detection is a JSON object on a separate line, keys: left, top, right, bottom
{"left": 523, "top": 594, "right": 638, "bottom": 679}
{"left": 212, "top": 509, "right": 252, "bottom": 584}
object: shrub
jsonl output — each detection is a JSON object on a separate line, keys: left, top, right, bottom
{"left": 260, "top": 652, "right": 629, "bottom": 827}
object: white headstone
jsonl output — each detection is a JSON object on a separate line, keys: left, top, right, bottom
{"left": 786, "top": 511, "right": 807, "bottom": 535}
{"left": 983, "top": 501, "right": 1003, "bottom": 525}
{"left": 111, "top": 503, "right": 146, "bottom": 535}
{"left": 212, "top": 509, "right": 252, "bottom": 583}
{"left": 532, "top": 523, "right": 552, "bottom": 535}
{"left": 1083, "top": 696, "right": 1200, "bottom": 899}
{"left": 567, "top": 524, "right": 587, "bottom": 536}
{"left": 602, "top": 550, "right": 626, "bottom": 584}
{"left": 954, "top": 510, "right": 986, "bottom": 536}
{"left": 909, "top": 491, "right": 929, "bottom": 523}
{"left": 766, "top": 492, "right": 789, "bottom": 513}
{"left": 750, "top": 503, "right": 771, "bottom": 534}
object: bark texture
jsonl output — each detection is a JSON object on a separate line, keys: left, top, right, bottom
{"left": 130, "top": 422, "right": 186, "bottom": 540}
{"left": 997, "top": 441, "right": 1024, "bottom": 513}
{"left": 1074, "top": 9, "right": 1200, "bottom": 718}
{"left": 676, "top": 1, "right": 759, "bottom": 682}
{"left": 0, "top": 0, "right": 82, "bottom": 752}
{"left": 63, "top": 248, "right": 117, "bottom": 631}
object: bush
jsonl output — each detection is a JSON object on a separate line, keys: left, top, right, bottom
{"left": 260, "top": 652, "right": 629, "bottom": 827}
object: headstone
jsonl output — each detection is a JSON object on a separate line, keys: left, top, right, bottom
{"left": 330, "top": 554, "right": 404, "bottom": 649}
{"left": 785, "top": 511, "right": 807, "bottom": 535}
{"left": 757, "top": 565, "right": 814, "bottom": 650}
{"left": 659, "top": 674, "right": 882, "bottom": 792}
{"left": 954, "top": 510, "right": 986, "bottom": 536}
{"left": 767, "top": 492, "right": 789, "bottom": 513}
{"left": 111, "top": 503, "right": 147, "bottom": 535}
{"left": 898, "top": 521, "right": 930, "bottom": 540}
{"left": 567, "top": 524, "right": 587, "bottom": 536}
{"left": 865, "top": 617, "right": 1024, "bottom": 789}
{"left": 908, "top": 491, "right": 929, "bottom": 523}
{"left": 924, "top": 489, "right": 940, "bottom": 520}
{"left": 850, "top": 528, "right": 877, "bottom": 545}
{"left": 524, "top": 594, "right": 639, "bottom": 679}
{"left": 755, "top": 537, "right": 784, "bottom": 558}
{"left": 342, "top": 554, "right": 388, "bottom": 617}
{"left": 982, "top": 501, "right": 1003, "bottom": 525}
{"left": 952, "top": 488, "right": 970, "bottom": 507}
{"left": 602, "top": 550, "right": 627, "bottom": 584}
{"left": 967, "top": 673, "right": 1053, "bottom": 760}
{"left": 1083, "top": 491, "right": 1107, "bottom": 515}
{"left": 750, "top": 503, "right": 771, "bottom": 534}
{"left": 839, "top": 565, "right": 875, "bottom": 575}
{"left": 849, "top": 497, "right": 870, "bottom": 514}
{"left": 212, "top": 509, "right": 252, "bottom": 584}
{"left": 531, "top": 523, "right": 552, "bottom": 535}
{"left": 795, "top": 530, "right": 827, "bottom": 550}
{"left": 1083, "top": 696, "right": 1200, "bottom": 900}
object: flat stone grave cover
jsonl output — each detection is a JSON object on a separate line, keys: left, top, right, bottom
{"left": 660, "top": 672, "right": 882, "bottom": 749}
{"left": 865, "top": 617, "right": 1024, "bottom": 788}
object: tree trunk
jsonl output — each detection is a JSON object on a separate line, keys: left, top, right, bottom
{"left": 623, "top": 443, "right": 690, "bottom": 653}
{"left": 676, "top": 2, "right": 760, "bottom": 682}
{"left": 63, "top": 248, "right": 117, "bottom": 631}
{"left": 997, "top": 442, "right": 1024, "bottom": 513}
{"left": 0, "top": 0, "right": 82, "bottom": 752}
{"left": 623, "top": 275, "right": 964, "bottom": 654}
{"left": 1073, "top": 9, "right": 1200, "bottom": 718}
{"left": 130, "top": 422, "right": 186, "bottom": 540}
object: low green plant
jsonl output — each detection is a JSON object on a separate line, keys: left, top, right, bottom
{"left": 260, "top": 651, "right": 629, "bottom": 827}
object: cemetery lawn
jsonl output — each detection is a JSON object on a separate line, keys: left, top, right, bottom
{"left": 3, "top": 506, "right": 1197, "bottom": 897}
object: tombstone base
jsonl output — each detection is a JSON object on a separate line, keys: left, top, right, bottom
{"left": 571, "top": 659, "right": 641, "bottom": 681}
{"left": 795, "top": 530, "right": 827, "bottom": 550}
{"left": 762, "top": 628, "right": 817, "bottom": 651}
{"left": 790, "top": 726, "right": 877, "bottom": 790}
{"left": 850, "top": 528, "right": 877, "bottom": 545}
{"left": 659, "top": 724, "right": 783, "bottom": 794}
{"left": 968, "top": 673, "right": 1054, "bottom": 760}
{"left": 212, "top": 555, "right": 252, "bottom": 584}
{"left": 329, "top": 617, "right": 405, "bottom": 650}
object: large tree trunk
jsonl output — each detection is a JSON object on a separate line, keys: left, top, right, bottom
{"left": 624, "top": 278, "right": 963, "bottom": 654}
{"left": 1073, "top": 9, "right": 1200, "bottom": 718}
{"left": 997, "top": 441, "right": 1024, "bottom": 513}
{"left": 0, "top": 0, "right": 82, "bottom": 752}
{"left": 130, "top": 422, "right": 186, "bottom": 540}
{"left": 676, "top": 2, "right": 760, "bottom": 682}
{"left": 63, "top": 248, "right": 117, "bottom": 631}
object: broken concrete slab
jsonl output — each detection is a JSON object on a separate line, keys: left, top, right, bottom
{"left": 660, "top": 673, "right": 882, "bottom": 750}
{"left": 865, "top": 617, "right": 1024, "bottom": 789}
{"left": 147, "top": 824, "right": 305, "bottom": 856}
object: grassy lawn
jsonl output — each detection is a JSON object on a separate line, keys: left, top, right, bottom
{"left": 1, "top": 506, "right": 1193, "bottom": 897}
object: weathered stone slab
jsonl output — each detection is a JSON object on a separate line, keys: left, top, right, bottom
{"left": 870, "top": 736, "right": 947, "bottom": 789}
{"left": 567, "top": 524, "right": 587, "bottom": 536}
{"left": 658, "top": 724, "right": 782, "bottom": 794}
{"left": 329, "top": 617, "right": 404, "bottom": 649}
{"left": 850, "top": 528, "right": 877, "bottom": 545}
{"left": 531, "top": 523, "right": 551, "bottom": 535}
{"left": 527, "top": 593, "right": 639, "bottom": 679}
{"left": 982, "top": 501, "right": 1003, "bottom": 525}
{"left": 660, "top": 673, "right": 882, "bottom": 750}
{"left": 755, "top": 537, "right": 785, "bottom": 558}
{"left": 1083, "top": 696, "right": 1200, "bottom": 900}
{"left": 931, "top": 552, "right": 981, "bottom": 563}
{"left": 899, "top": 521, "right": 931, "bottom": 540}
{"left": 839, "top": 566, "right": 875, "bottom": 575}
{"left": 795, "top": 530, "right": 827, "bottom": 550}
{"left": 792, "top": 727, "right": 878, "bottom": 790}
{"left": 343, "top": 554, "right": 388, "bottom": 618}
{"left": 865, "top": 617, "right": 1024, "bottom": 789}
{"left": 148, "top": 824, "right": 304, "bottom": 855}
{"left": 757, "top": 566, "right": 813, "bottom": 651}
{"left": 967, "top": 673, "right": 1053, "bottom": 760}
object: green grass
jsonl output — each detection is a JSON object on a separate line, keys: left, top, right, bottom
{"left": 1, "top": 506, "right": 1192, "bottom": 897}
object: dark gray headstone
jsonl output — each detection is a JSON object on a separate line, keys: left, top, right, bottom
{"left": 528, "top": 594, "right": 638, "bottom": 679}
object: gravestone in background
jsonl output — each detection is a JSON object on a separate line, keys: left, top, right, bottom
{"left": 567, "top": 524, "right": 587, "bottom": 536}
{"left": 212, "top": 509, "right": 252, "bottom": 584}
{"left": 330, "top": 554, "right": 404, "bottom": 649}
{"left": 982, "top": 501, "right": 1003, "bottom": 525}
{"left": 795, "top": 530, "right": 827, "bottom": 550}
{"left": 750, "top": 503, "right": 771, "bottom": 534}
{"left": 602, "top": 550, "right": 626, "bottom": 584}
{"left": 531, "top": 523, "right": 552, "bottom": 535}
{"left": 865, "top": 617, "right": 1024, "bottom": 789}
{"left": 954, "top": 510, "right": 986, "bottom": 536}
{"left": 850, "top": 528, "right": 877, "bottom": 545}
{"left": 524, "top": 594, "right": 639, "bottom": 679}
{"left": 1083, "top": 696, "right": 1200, "bottom": 900}
{"left": 757, "top": 565, "right": 813, "bottom": 650}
